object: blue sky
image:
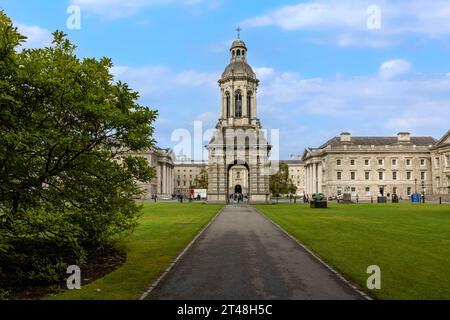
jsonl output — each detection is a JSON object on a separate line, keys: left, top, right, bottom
{"left": 2, "top": 0, "right": 450, "bottom": 159}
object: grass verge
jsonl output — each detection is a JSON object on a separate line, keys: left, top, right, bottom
{"left": 255, "top": 203, "right": 450, "bottom": 300}
{"left": 47, "top": 202, "right": 222, "bottom": 300}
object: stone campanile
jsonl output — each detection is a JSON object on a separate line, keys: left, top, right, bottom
{"left": 206, "top": 34, "right": 271, "bottom": 204}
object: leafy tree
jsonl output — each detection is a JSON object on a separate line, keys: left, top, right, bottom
{"left": 269, "top": 162, "right": 297, "bottom": 196}
{"left": 0, "top": 11, "right": 157, "bottom": 288}
{"left": 193, "top": 168, "right": 208, "bottom": 189}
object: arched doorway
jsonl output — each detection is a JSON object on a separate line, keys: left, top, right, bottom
{"left": 227, "top": 161, "right": 249, "bottom": 204}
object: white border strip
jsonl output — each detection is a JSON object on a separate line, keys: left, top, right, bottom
{"left": 253, "top": 206, "right": 373, "bottom": 301}
{"left": 139, "top": 206, "right": 225, "bottom": 300}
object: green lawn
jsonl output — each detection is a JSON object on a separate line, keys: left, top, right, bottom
{"left": 48, "top": 203, "right": 222, "bottom": 300}
{"left": 254, "top": 203, "right": 450, "bottom": 300}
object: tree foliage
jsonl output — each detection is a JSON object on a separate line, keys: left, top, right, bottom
{"left": 269, "top": 162, "right": 297, "bottom": 195}
{"left": 0, "top": 11, "right": 157, "bottom": 288}
{"left": 193, "top": 168, "right": 208, "bottom": 189}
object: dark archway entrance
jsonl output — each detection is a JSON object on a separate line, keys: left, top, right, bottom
{"left": 227, "top": 160, "right": 250, "bottom": 204}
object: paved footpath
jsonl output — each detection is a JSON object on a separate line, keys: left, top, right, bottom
{"left": 146, "top": 205, "right": 365, "bottom": 300}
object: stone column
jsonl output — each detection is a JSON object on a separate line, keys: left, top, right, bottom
{"left": 164, "top": 164, "right": 168, "bottom": 196}
{"left": 312, "top": 163, "right": 316, "bottom": 194}
{"left": 159, "top": 164, "right": 163, "bottom": 195}
{"left": 221, "top": 91, "right": 226, "bottom": 119}
{"left": 309, "top": 164, "right": 312, "bottom": 195}
{"left": 318, "top": 163, "right": 323, "bottom": 193}
{"left": 242, "top": 91, "right": 248, "bottom": 117}
{"left": 306, "top": 165, "right": 310, "bottom": 195}
{"left": 305, "top": 165, "right": 308, "bottom": 195}
{"left": 162, "top": 164, "right": 165, "bottom": 195}
{"left": 252, "top": 90, "right": 257, "bottom": 119}
{"left": 169, "top": 166, "right": 172, "bottom": 197}
{"left": 167, "top": 165, "right": 170, "bottom": 196}
{"left": 231, "top": 88, "right": 235, "bottom": 118}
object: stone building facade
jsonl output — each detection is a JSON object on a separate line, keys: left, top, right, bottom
{"left": 430, "top": 130, "right": 450, "bottom": 195}
{"left": 129, "top": 147, "right": 175, "bottom": 200}
{"left": 302, "top": 132, "right": 437, "bottom": 200}
{"left": 174, "top": 161, "right": 207, "bottom": 196}
{"left": 206, "top": 36, "right": 271, "bottom": 204}
{"left": 281, "top": 160, "right": 306, "bottom": 196}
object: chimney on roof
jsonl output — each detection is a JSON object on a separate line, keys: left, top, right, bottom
{"left": 397, "top": 132, "right": 411, "bottom": 142}
{"left": 340, "top": 132, "right": 351, "bottom": 142}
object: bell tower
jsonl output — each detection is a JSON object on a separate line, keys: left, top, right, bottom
{"left": 207, "top": 31, "right": 270, "bottom": 204}
{"left": 217, "top": 35, "right": 260, "bottom": 129}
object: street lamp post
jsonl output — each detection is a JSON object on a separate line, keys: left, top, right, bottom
{"left": 421, "top": 180, "right": 425, "bottom": 203}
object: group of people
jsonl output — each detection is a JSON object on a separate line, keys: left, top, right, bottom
{"left": 175, "top": 193, "right": 203, "bottom": 202}
{"left": 150, "top": 194, "right": 204, "bottom": 203}
{"left": 230, "top": 193, "right": 245, "bottom": 203}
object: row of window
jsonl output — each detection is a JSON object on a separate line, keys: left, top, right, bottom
{"left": 336, "top": 171, "right": 427, "bottom": 181}
{"left": 177, "top": 175, "right": 196, "bottom": 179}
{"left": 225, "top": 91, "right": 252, "bottom": 118}
{"left": 434, "top": 154, "right": 450, "bottom": 167}
{"left": 336, "top": 158, "right": 427, "bottom": 167}
{"left": 336, "top": 186, "right": 418, "bottom": 196}
{"left": 177, "top": 181, "right": 192, "bottom": 187}
{"left": 232, "top": 49, "right": 245, "bottom": 58}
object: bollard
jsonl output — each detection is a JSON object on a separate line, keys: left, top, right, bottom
{"left": 371, "top": 197, "right": 373, "bottom": 204}
{"left": 440, "top": 196, "right": 442, "bottom": 205}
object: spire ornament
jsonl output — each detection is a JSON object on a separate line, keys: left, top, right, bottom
{"left": 236, "top": 26, "right": 242, "bottom": 39}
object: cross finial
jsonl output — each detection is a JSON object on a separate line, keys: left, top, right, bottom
{"left": 236, "top": 26, "right": 242, "bottom": 39}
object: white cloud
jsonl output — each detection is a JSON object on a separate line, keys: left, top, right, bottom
{"left": 254, "top": 67, "right": 276, "bottom": 81}
{"left": 175, "top": 70, "right": 218, "bottom": 87}
{"left": 110, "top": 65, "right": 218, "bottom": 96}
{"left": 378, "top": 59, "right": 411, "bottom": 80}
{"left": 111, "top": 65, "right": 173, "bottom": 96}
{"left": 207, "top": 39, "right": 233, "bottom": 53}
{"left": 242, "top": 1, "right": 365, "bottom": 31}
{"left": 195, "top": 111, "right": 219, "bottom": 127}
{"left": 16, "top": 24, "right": 52, "bottom": 49}
{"left": 241, "top": 0, "right": 450, "bottom": 47}
{"left": 335, "top": 33, "right": 393, "bottom": 48}
{"left": 110, "top": 64, "right": 222, "bottom": 154}
{"left": 71, "top": 0, "right": 214, "bottom": 19}
{"left": 110, "top": 62, "right": 450, "bottom": 156}
{"left": 255, "top": 61, "right": 450, "bottom": 136}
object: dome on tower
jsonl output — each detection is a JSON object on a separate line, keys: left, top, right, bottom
{"left": 221, "top": 61, "right": 257, "bottom": 80}
{"left": 231, "top": 39, "right": 247, "bottom": 49}
{"left": 220, "top": 37, "right": 258, "bottom": 82}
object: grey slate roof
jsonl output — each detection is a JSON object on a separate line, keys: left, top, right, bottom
{"left": 318, "top": 136, "right": 437, "bottom": 149}
{"left": 221, "top": 61, "right": 257, "bottom": 80}
{"left": 231, "top": 39, "right": 247, "bottom": 49}
{"left": 280, "top": 160, "right": 304, "bottom": 165}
